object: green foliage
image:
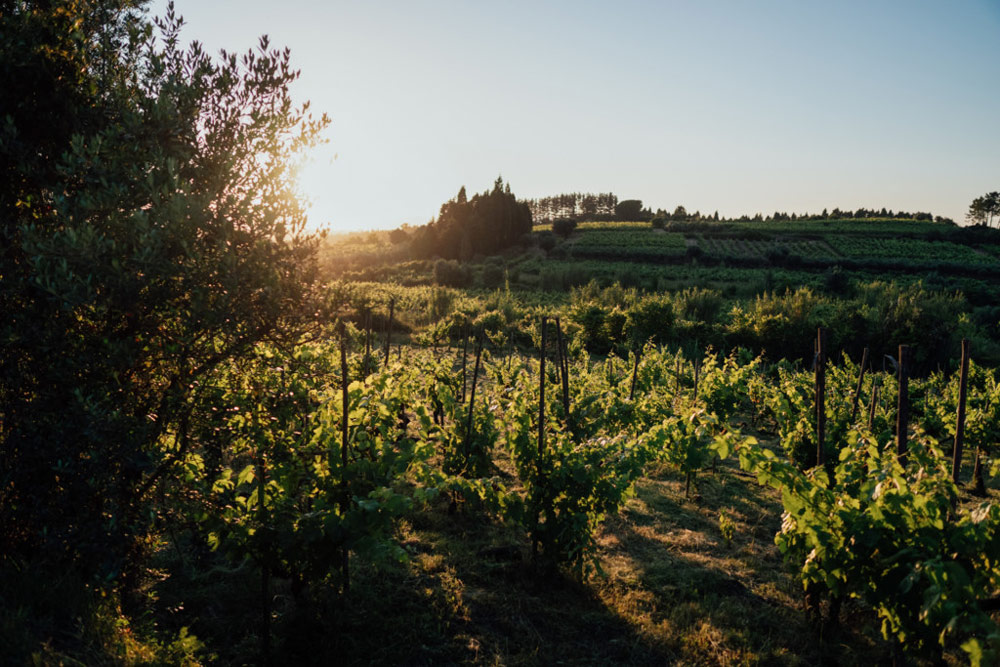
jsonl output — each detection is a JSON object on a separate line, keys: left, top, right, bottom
{"left": 411, "top": 177, "right": 533, "bottom": 259}
{"left": 738, "top": 429, "right": 1000, "bottom": 664}
{"left": 1, "top": 2, "right": 325, "bottom": 590}
{"left": 647, "top": 407, "right": 744, "bottom": 496}
{"left": 434, "top": 259, "right": 472, "bottom": 287}
{"left": 966, "top": 191, "right": 999, "bottom": 228}
{"left": 497, "top": 356, "right": 651, "bottom": 575}
{"left": 615, "top": 199, "right": 646, "bottom": 220}
{"left": 624, "top": 294, "right": 674, "bottom": 347}
{"left": 552, "top": 218, "right": 578, "bottom": 239}
{"left": 718, "top": 509, "right": 735, "bottom": 547}
{"left": 481, "top": 262, "right": 505, "bottom": 288}
{"left": 570, "top": 230, "right": 687, "bottom": 259}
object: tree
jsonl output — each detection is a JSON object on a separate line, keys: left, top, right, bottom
{"left": 1, "top": 0, "right": 326, "bottom": 596}
{"left": 615, "top": 199, "right": 644, "bottom": 220}
{"left": 967, "top": 191, "right": 1000, "bottom": 227}
{"left": 415, "top": 176, "right": 532, "bottom": 258}
{"left": 673, "top": 205, "right": 688, "bottom": 221}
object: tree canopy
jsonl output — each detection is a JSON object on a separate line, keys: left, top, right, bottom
{"left": 1, "top": 0, "right": 326, "bottom": 590}
{"left": 967, "top": 191, "right": 1000, "bottom": 227}
{"left": 410, "top": 177, "right": 532, "bottom": 259}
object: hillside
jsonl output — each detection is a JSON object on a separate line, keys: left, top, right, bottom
{"left": 321, "top": 217, "right": 1000, "bottom": 299}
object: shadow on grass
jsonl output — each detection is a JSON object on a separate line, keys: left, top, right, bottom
{"left": 150, "top": 464, "right": 896, "bottom": 666}
{"left": 596, "top": 466, "right": 890, "bottom": 666}
{"left": 152, "top": 497, "right": 678, "bottom": 666}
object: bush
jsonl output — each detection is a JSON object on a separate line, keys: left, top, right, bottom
{"left": 570, "top": 304, "right": 612, "bottom": 354}
{"left": 823, "top": 267, "right": 850, "bottom": 294}
{"left": 624, "top": 295, "right": 674, "bottom": 346}
{"left": 537, "top": 231, "right": 557, "bottom": 252}
{"left": 552, "top": 218, "right": 578, "bottom": 238}
{"left": 674, "top": 287, "right": 725, "bottom": 324}
{"left": 434, "top": 259, "right": 471, "bottom": 287}
{"left": 481, "top": 263, "right": 505, "bottom": 288}
{"left": 650, "top": 217, "right": 666, "bottom": 230}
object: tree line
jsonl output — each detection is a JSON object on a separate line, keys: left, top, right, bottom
{"left": 524, "top": 192, "right": 619, "bottom": 222}
{"left": 656, "top": 207, "right": 952, "bottom": 224}
{"left": 525, "top": 192, "right": 953, "bottom": 225}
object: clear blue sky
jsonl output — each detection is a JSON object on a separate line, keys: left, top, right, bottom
{"left": 152, "top": 0, "right": 1000, "bottom": 231}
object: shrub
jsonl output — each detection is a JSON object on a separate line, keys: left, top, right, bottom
{"left": 552, "top": 218, "right": 578, "bottom": 238}
{"left": 434, "top": 259, "right": 471, "bottom": 287}
{"left": 570, "top": 304, "right": 612, "bottom": 354}
{"left": 624, "top": 295, "right": 674, "bottom": 346}
{"left": 823, "top": 267, "right": 850, "bottom": 294}
{"left": 481, "top": 263, "right": 505, "bottom": 288}
{"left": 674, "top": 287, "right": 725, "bottom": 324}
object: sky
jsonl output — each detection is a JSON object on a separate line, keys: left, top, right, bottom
{"left": 151, "top": 0, "right": 1000, "bottom": 231}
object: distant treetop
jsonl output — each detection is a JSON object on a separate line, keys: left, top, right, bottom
{"left": 407, "top": 176, "right": 533, "bottom": 260}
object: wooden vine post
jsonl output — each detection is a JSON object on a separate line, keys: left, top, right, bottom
{"left": 674, "top": 356, "right": 681, "bottom": 398}
{"left": 896, "top": 344, "right": 911, "bottom": 466}
{"left": 850, "top": 346, "right": 869, "bottom": 423}
{"left": 340, "top": 326, "right": 350, "bottom": 593}
{"left": 952, "top": 339, "right": 970, "bottom": 484}
{"left": 464, "top": 329, "right": 484, "bottom": 466}
{"left": 383, "top": 298, "right": 395, "bottom": 368}
{"left": 867, "top": 379, "right": 880, "bottom": 431}
{"left": 533, "top": 316, "right": 547, "bottom": 563}
{"left": 815, "top": 327, "right": 827, "bottom": 467}
{"left": 505, "top": 327, "right": 515, "bottom": 372}
{"left": 555, "top": 317, "right": 569, "bottom": 415}
{"left": 629, "top": 347, "right": 641, "bottom": 401}
{"left": 363, "top": 309, "right": 372, "bottom": 367}
{"left": 460, "top": 326, "right": 469, "bottom": 403}
{"left": 693, "top": 356, "right": 701, "bottom": 403}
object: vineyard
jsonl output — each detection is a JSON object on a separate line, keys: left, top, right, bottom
{"left": 826, "top": 237, "right": 998, "bottom": 266}
{"left": 128, "top": 311, "right": 1000, "bottom": 665}
{"left": 696, "top": 237, "right": 837, "bottom": 260}
{"left": 568, "top": 230, "right": 688, "bottom": 258}
{"left": 7, "top": 3, "right": 1000, "bottom": 664}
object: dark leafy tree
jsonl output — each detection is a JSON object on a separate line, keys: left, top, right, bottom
{"left": 967, "top": 192, "right": 1000, "bottom": 227}
{"left": 615, "top": 199, "right": 644, "bottom": 220}
{"left": 413, "top": 177, "right": 532, "bottom": 259}
{"left": 0, "top": 0, "right": 326, "bottom": 595}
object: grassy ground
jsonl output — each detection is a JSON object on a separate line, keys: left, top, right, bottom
{"left": 146, "top": 453, "right": 916, "bottom": 665}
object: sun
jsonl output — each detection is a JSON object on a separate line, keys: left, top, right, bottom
{"left": 292, "top": 144, "right": 338, "bottom": 233}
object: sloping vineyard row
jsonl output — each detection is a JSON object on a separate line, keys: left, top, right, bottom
{"left": 184, "top": 323, "right": 999, "bottom": 664}
{"left": 827, "top": 237, "right": 997, "bottom": 265}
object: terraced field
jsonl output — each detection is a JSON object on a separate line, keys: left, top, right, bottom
{"left": 697, "top": 237, "right": 837, "bottom": 260}
{"left": 826, "top": 237, "right": 997, "bottom": 265}
{"left": 569, "top": 230, "right": 687, "bottom": 258}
